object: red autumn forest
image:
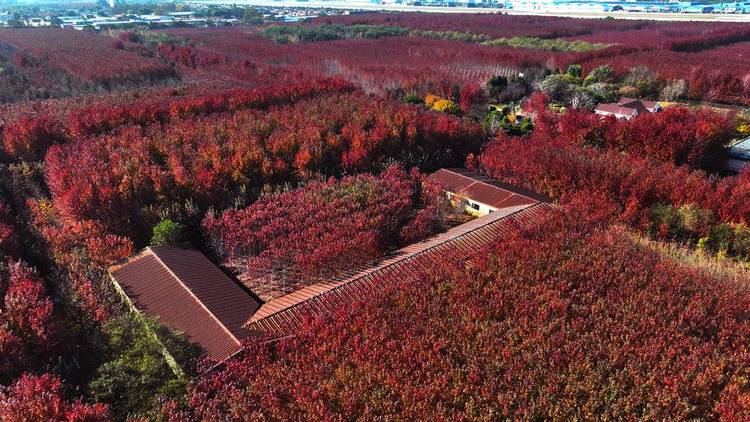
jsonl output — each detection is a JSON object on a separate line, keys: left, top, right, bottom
{"left": 1, "top": 9, "right": 750, "bottom": 421}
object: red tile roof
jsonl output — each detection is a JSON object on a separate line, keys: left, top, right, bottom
{"left": 108, "top": 245, "right": 261, "bottom": 362}
{"left": 618, "top": 97, "right": 659, "bottom": 111}
{"left": 243, "top": 202, "right": 553, "bottom": 339}
{"left": 595, "top": 103, "right": 639, "bottom": 117}
{"left": 429, "top": 168, "right": 547, "bottom": 209}
{"left": 596, "top": 98, "right": 660, "bottom": 118}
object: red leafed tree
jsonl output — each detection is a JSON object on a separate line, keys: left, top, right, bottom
{"left": 203, "top": 167, "right": 448, "bottom": 296}
{"left": 26, "top": 199, "right": 133, "bottom": 322}
{"left": 203, "top": 166, "right": 448, "bottom": 293}
{"left": 532, "top": 106, "right": 734, "bottom": 168}
{"left": 0, "top": 201, "right": 17, "bottom": 258}
{"left": 715, "top": 167, "right": 750, "bottom": 225}
{"left": 2, "top": 115, "right": 67, "bottom": 161}
{"left": 45, "top": 93, "right": 480, "bottom": 239}
{"left": 478, "top": 131, "right": 716, "bottom": 228}
{"left": 0, "top": 261, "right": 58, "bottom": 381}
{"left": 3, "top": 262, "right": 54, "bottom": 341}
{"left": 0, "top": 373, "right": 109, "bottom": 422}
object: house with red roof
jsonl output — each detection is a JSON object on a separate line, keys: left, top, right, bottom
{"left": 429, "top": 168, "right": 547, "bottom": 216}
{"left": 594, "top": 97, "right": 661, "bottom": 120}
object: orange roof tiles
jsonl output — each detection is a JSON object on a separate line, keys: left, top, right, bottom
{"left": 243, "top": 203, "right": 553, "bottom": 339}
{"left": 429, "top": 168, "right": 547, "bottom": 209}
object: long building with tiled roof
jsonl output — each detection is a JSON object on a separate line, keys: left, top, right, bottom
{"left": 107, "top": 169, "right": 551, "bottom": 364}
{"left": 243, "top": 202, "right": 552, "bottom": 339}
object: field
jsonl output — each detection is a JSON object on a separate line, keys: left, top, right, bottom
{"left": 2, "top": 12, "right": 750, "bottom": 421}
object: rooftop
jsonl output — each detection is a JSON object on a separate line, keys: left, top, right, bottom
{"left": 429, "top": 167, "right": 547, "bottom": 209}
{"left": 595, "top": 97, "right": 660, "bottom": 118}
{"left": 595, "top": 103, "right": 639, "bottom": 117}
{"left": 730, "top": 136, "right": 750, "bottom": 161}
{"left": 108, "top": 245, "right": 261, "bottom": 362}
{"left": 244, "top": 202, "right": 553, "bottom": 339}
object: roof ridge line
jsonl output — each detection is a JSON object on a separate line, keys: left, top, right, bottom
{"left": 244, "top": 203, "right": 538, "bottom": 328}
{"left": 147, "top": 246, "right": 242, "bottom": 346}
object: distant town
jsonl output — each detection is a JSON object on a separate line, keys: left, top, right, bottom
{"left": 0, "top": 0, "right": 749, "bottom": 30}
{"left": 0, "top": 2, "right": 328, "bottom": 30}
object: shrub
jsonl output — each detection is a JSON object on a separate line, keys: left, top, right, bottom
{"left": 171, "top": 209, "right": 750, "bottom": 420}
{"left": 0, "top": 373, "right": 109, "bottom": 421}
{"left": 431, "top": 98, "right": 461, "bottom": 115}
{"left": 424, "top": 94, "right": 440, "bottom": 108}
{"left": 677, "top": 203, "right": 715, "bottom": 237}
{"left": 150, "top": 219, "right": 185, "bottom": 246}
{"left": 404, "top": 93, "right": 422, "bottom": 104}
{"left": 203, "top": 166, "right": 448, "bottom": 286}
{"left": 484, "top": 75, "right": 508, "bottom": 100}
{"left": 566, "top": 64, "right": 583, "bottom": 78}
{"left": 584, "top": 65, "right": 615, "bottom": 85}
{"left": 624, "top": 66, "right": 661, "bottom": 98}
{"left": 660, "top": 79, "right": 688, "bottom": 101}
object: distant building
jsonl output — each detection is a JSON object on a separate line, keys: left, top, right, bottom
{"left": 594, "top": 97, "right": 661, "bottom": 120}
{"left": 724, "top": 136, "right": 750, "bottom": 173}
{"left": 23, "top": 17, "right": 51, "bottom": 27}
{"left": 429, "top": 168, "right": 546, "bottom": 217}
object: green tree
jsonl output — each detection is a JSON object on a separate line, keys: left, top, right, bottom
{"left": 566, "top": 64, "right": 583, "bottom": 78}
{"left": 150, "top": 219, "right": 184, "bottom": 246}
{"left": 484, "top": 75, "right": 508, "bottom": 100}
{"left": 584, "top": 65, "right": 615, "bottom": 86}
{"left": 88, "top": 315, "right": 200, "bottom": 421}
{"left": 538, "top": 74, "right": 573, "bottom": 103}
{"left": 625, "top": 66, "right": 661, "bottom": 98}
{"left": 243, "top": 7, "right": 263, "bottom": 24}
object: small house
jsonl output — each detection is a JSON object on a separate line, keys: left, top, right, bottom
{"left": 108, "top": 170, "right": 549, "bottom": 366}
{"left": 429, "top": 168, "right": 546, "bottom": 216}
{"left": 595, "top": 97, "right": 660, "bottom": 120}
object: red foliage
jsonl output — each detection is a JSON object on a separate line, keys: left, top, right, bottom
{"left": 0, "top": 261, "right": 58, "bottom": 381}
{"left": 2, "top": 115, "right": 66, "bottom": 160}
{"left": 668, "top": 26, "right": 750, "bottom": 52}
{"left": 0, "top": 373, "right": 109, "bottom": 421}
{"left": 175, "top": 209, "right": 750, "bottom": 419}
{"left": 3, "top": 262, "right": 53, "bottom": 341}
{"left": 715, "top": 168, "right": 750, "bottom": 225}
{"left": 0, "top": 29, "right": 175, "bottom": 87}
{"left": 161, "top": 27, "right": 569, "bottom": 96}
{"left": 203, "top": 166, "right": 446, "bottom": 289}
{"left": 44, "top": 93, "right": 480, "bottom": 238}
{"left": 458, "top": 84, "right": 485, "bottom": 112}
{"left": 66, "top": 77, "right": 354, "bottom": 139}
{"left": 533, "top": 106, "right": 735, "bottom": 168}
{"left": 314, "top": 12, "right": 650, "bottom": 38}
{"left": 26, "top": 199, "right": 133, "bottom": 321}
{"left": 478, "top": 131, "right": 716, "bottom": 228}
{"left": 0, "top": 77, "right": 355, "bottom": 160}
